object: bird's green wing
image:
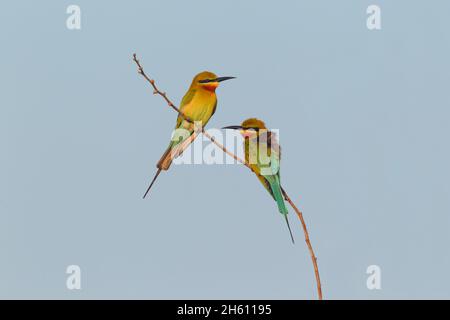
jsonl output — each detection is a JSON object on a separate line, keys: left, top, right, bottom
{"left": 257, "top": 134, "right": 293, "bottom": 241}
{"left": 263, "top": 173, "right": 288, "bottom": 215}
{"left": 260, "top": 140, "right": 287, "bottom": 214}
{"left": 269, "top": 149, "right": 281, "bottom": 178}
{"left": 268, "top": 132, "right": 281, "bottom": 178}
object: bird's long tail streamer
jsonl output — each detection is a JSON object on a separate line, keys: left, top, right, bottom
{"left": 284, "top": 214, "right": 295, "bottom": 244}
{"left": 143, "top": 168, "right": 162, "bottom": 199}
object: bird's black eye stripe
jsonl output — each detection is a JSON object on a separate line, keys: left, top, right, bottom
{"left": 242, "top": 127, "right": 262, "bottom": 131}
{"left": 198, "top": 78, "right": 215, "bottom": 83}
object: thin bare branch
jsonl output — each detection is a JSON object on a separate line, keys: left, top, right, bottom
{"left": 132, "top": 53, "right": 323, "bottom": 300}
{"left": 281, "top": 187, "right": 323, "bottom": 300}
{"left": 133, "top": 54, "right": 194, "bottom": 124}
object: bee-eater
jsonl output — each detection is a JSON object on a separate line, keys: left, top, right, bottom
{"left": 223, "top": 118, "right": 295, "bottom": 244}
{"left": 143, "top": 72, "right": 235, "bottom": 198}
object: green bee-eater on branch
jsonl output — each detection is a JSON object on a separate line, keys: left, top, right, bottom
{"left": 223, "top": 118, "right": 295, "bottom": 243}
{"left": 143, "top": 72, "right": 235, "bottom": 198}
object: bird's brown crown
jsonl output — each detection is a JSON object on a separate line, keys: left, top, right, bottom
{"left": 241, "top": 118, "right": 267, "bottom": 130}
{"left": 193, "top": 71, "right": 218, "bottom": 83}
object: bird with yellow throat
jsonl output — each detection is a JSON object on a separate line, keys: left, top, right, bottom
{"left": 143, "top": 72, "right": 235, "bottom": 198}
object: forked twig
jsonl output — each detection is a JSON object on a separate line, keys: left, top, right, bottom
{"left": 133, "top": 53, "right": 323, "bottom": 300}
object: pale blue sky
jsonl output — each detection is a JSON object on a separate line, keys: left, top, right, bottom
{"left": 1, "top": 1, "right": 449, "bottom": 299}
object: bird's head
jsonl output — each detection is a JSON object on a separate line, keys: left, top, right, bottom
{"left": 191, "top": 71, "right": 235, "bottom": 92}
{"left": 222, "top": 118, "right": 267, "bottom": 138}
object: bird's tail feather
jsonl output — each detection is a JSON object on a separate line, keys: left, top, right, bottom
{"left": 284, "top": 214, "right": 295, "bottom": 244}
{"left": 267, "top": 176, "right": 294, "bottom": 243}
{"left": 269, "top": 178, "right": 289, "bottom": 215}
{"left": 157, "top": 131, "right": 198, "bottom": 171}
{"left": 143, "top": 168, "right": 162, "bottom": 199}
{"left": 157, "top": 146, "right": 174, "bottom": 170}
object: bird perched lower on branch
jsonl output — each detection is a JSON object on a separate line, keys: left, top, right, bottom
{"left": 223, "top": 118, "right": 295, "bottom": 244}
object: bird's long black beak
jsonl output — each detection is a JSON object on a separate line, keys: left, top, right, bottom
{"left": 222, "top": 125, "right": 242, "bottom": 130}
{"left": 215, "top": 76, "right": 236, "bottom": 82}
